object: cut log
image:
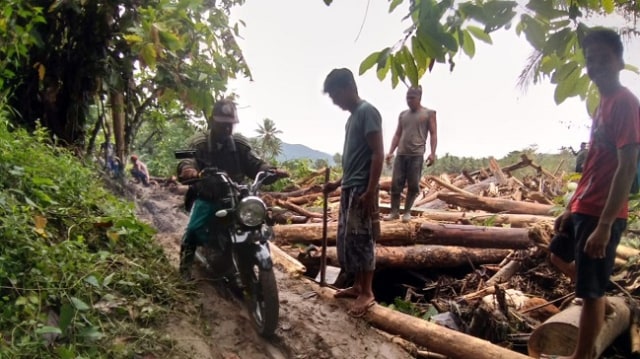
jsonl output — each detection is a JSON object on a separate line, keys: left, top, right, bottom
{"left": 273, "top": 222, "right": 415, "bottom": 246}
{"left": 617, "top": 244, "right": 640, "bottom": 260}
{"left": 438, "top": 192, "right": 554, "bottom": 216}
{"left": 485, "top": 259, "right": 523, "bottom": 286}
{"left": 416, "top": 210, "right": 554, "bottom": 228}
{"left": 488, "top": 157, "right": 508, "bottom": 185}
{"left": 304, "top": 245, "right": 511, "bottom": 269}
{"left": 270, "top": 243, "right": 306, "bottom": 277}
{"left": 424, "top": 175, "right": 475, "bottom": 196}
{"left": 274, "top": 199, "right": 324, "bottom": 219}
{"left": 417, "top": 222, "right": 531, "bottom": 249}
{"left": 314, "top": 287, "right": 530, "bottom": 359}
{"left": 631, "top": 302, "right": 640, "bottom": 355}
{"left": 527, "top": 296, "right": 630, "bottom": 358}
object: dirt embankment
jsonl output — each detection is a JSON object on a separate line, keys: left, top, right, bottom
{"left": 132, "top": 184, "right": 412, "bottom": 359}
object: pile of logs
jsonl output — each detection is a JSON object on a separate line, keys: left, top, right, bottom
{"left": 265, "top": 154, "right": 640, "bottom": 359}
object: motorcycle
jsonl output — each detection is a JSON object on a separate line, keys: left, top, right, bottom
{"left": 175, "top": 151, "right": 282, "bottom": 337}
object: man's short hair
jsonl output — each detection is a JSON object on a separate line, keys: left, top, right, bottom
{"left": 407, "top": 86, "right": 422, "bottom": 96}
{"left": 581, "top": 27, "right": 623, "bottom": 59}
{"left": 323, "top": 68, "right": 357, "bottom": 93}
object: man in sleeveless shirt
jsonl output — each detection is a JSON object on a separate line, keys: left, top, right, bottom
{"left": 384, "top": 86, "right": 438, "bottom": 222}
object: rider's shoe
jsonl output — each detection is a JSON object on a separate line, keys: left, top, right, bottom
{"left": 179, "top": 244, "right": 196, "bottom": 282}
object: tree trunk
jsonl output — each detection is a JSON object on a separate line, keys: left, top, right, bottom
{"left": 270, "top": 243, "right": 306, "bottom": 277}
{"left": 415, "top": 210, "right": 554, "bottom": 228}
{"left": 110, "top": 91, "right": 126, "bottom": 164}
{"left": 273, "top": 222, "right": 415, "bottom": 246}
{"left": 438, "top": 192, "right": 554, "bottom": 215}
{"left": 304, "top": 245, "right": 511, "bottom": 269}
{"left": 315, "top": 287, "right": 530, "bottom": 359}
{"left": 528, "top": 296, "right": 630, "bottom": 358}
{"left": 417, "top": 222, "right": 531, "bottom": 249}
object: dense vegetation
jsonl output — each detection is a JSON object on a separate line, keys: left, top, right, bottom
{"left": 0, "top": 110, "right": 188, "bottom": 358}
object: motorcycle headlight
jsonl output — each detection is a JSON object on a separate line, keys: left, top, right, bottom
{"left": 237, "top": 196, "right": 267, "bottom": 227}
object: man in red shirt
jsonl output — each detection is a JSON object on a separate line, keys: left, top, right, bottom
{"left": 547, "top": 28, "right": 640, "bottom": 359}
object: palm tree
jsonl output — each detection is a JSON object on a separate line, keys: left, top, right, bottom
{"left": 255, "top": 118, "right": 283, "bottom": 162}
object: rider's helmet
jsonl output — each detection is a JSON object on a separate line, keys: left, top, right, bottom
{"left": 211, "top": 99, "right": 239, "bottom": 124}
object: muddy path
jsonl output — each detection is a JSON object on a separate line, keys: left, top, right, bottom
{"left": 132, "top": 183, "right": 412, "bottom": 359}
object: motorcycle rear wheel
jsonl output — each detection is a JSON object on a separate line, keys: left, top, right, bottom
{"left": 246, "top": 265, "right": 279, "bottom": 337}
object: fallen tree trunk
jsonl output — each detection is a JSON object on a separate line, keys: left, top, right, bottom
{"left": 417, "top": 222, "right": 531, "bottom": 249}
{"left": 528, "top": 296, "right": 630, "bottom": 358}
{"left": 315, "top": 288, "right": 530, "bottom": 359}
{"left": 304, "top": 245, "right": 511, "bottom": 269}
{"left": 274, "top": 199, "right": 323, "bottom": 219}
{"left": 438, "top": 192, "right": 554, "bottom": 216}
{"left": 416, "top": 210, "right": 554, "bottom": 228}
{"left": 273, "top": 222, "right": 415, "bottom": 246}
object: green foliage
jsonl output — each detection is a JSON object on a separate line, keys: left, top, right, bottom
{"left": 349, "top": 0, "right": 639, "bottom": 105}
{"left": 0, "top": 112, "right": 187, "bottom": 357}
{"left": 131, "top": 112, "right": 200, "bottom": 177}
{"left": 384, "top": 297, "right": 439, "bottom": 320}
{"left": 2, "top": 0, "right": 249, "bottom": 149}
{"left": 254, "top": 118, "right": 283, "bottom": 163}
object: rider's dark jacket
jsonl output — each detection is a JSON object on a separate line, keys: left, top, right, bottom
{"left": 177, "top": 131, "right": 273, "bottom": 210}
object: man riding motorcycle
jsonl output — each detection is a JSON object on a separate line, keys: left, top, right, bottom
{"left": 177, "top": 98, "right": 288, "bottom": 281}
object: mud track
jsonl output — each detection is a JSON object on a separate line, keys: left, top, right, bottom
{"left": 133, "top": 184, "right": 411, "bottom": 359}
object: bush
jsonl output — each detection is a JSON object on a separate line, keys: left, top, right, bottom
{"left": 0, "top": 116, "right": 186, "bottom": 358}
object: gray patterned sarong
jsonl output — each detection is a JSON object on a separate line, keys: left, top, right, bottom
{"left": 336, "top": 186, "right": 380, "bottom": 274}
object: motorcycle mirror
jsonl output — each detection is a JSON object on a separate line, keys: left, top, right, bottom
{"left": 215, "top": 209, "right": 228, "bottom": 218}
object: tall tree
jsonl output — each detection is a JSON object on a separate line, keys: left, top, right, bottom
{"left": 255, "top": 118, "right": 283, "bottom": 162}
{"left": 323, "top": 0, "right": 639, "bottom": 111}
{"left": 0, "top": 0, "right": 250, "bottom": 157}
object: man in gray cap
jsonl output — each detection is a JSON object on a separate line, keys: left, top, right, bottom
{"left": 384, "top": 86, "right": 438, "bottom": 222}
{"left": 176, "top": 98, "right": 288, "bottom": 280}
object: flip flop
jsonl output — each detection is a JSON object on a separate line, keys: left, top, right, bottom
{"left": 348, "top": 300, "right": 376, "bottom": 318}
{"left": 334, "top": 288, "right": 359, "bottom": 299}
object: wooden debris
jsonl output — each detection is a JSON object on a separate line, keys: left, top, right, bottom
{"left": 528, "top": 296, "right": 630, "bottom": 358}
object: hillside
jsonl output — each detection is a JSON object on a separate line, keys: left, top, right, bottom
{"left": 277, "top": 142, "right": 335, "bottom": 165}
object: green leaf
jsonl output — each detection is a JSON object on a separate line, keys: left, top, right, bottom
{"left": 461, "top": 30, "right": 476, "bottom": 57}
{"left": 59, "top": 303, "right": 75, "bottom": 332}
{"left": 624, "top": 64, "right": 640, "bottom": 75}
{"left": 586, "top": 83, "right": 600, "bottom": 117}
{"left": 78, "top": 326, "right": 104, "bottom": 341}
{"left": 602, "top": 0, "right": 615, "bottom": 13}
{"left": 103, "top": 272, "right": 115, "bottom": 287}
{"left": 141, "top": 43, "right": 157, "bottom": 69}
{"left": 401, "top": 47, "right": 419, "bottom": 86}
{"left": 525, "top": 0, "right": 568, "bottom": 20}
{"left": 35, "top": 326, "right": 62, "bottom": 335}
{"left": 158, "top": 30, "right": 182, "bottom": 51}
{"left": 389, "top": 0, "right": 403, "bottom": 13}
{"left": 376, "top": 53, "right": 391, "bottom": 81}
{"left": 70, "top": 297, "right": 90, "bottom": 311}
{"left": 521, "top": 14, "right": 546, "bottom": 49}
{"left": 466, "top": 25, "right": 492, "bottom": 44}
{"left": 553, "top": 67, "right": 580, "bottom": 103}
{"left": 359, "top": 51, "right": 381, "bottom": 75}
{"left": 84, "top": 275, "right": 100, "bottom": 288}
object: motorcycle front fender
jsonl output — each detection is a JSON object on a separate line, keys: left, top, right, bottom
{"left": 253, "top": 242, "right": 273, "bottom": 271}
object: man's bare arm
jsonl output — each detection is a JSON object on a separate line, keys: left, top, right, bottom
{"left": 426, "top": 111, "right": 438, "bottom": 166}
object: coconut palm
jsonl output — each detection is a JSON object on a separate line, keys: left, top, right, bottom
{"left": 255, "top": 118, "right": 283, "bottom": 162}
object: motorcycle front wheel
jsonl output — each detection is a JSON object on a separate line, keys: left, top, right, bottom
{"left": 245, "top": 264, "right": 279, "bottom": 337}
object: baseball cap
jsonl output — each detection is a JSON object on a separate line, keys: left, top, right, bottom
{"left": 212, "top": 99, "right": 239, "bottom": 124}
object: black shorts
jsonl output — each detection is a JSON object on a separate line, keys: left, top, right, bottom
{"left": 572, "top": 213, "right": 626, "bottom": 299}
{"left": 548, "top": 216, "right": 576, "bottom": 263}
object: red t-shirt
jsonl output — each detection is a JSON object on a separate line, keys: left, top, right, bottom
{"left": 571, "top": 87, "right": 640, "bottom": 219}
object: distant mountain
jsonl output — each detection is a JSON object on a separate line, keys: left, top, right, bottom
{"left": 277, "top": 143, "right": 335, "bottom": 165}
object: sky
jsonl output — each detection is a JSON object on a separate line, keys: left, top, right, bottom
{"left": 227, "top": 0, "right": 640, "bottom": 159}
